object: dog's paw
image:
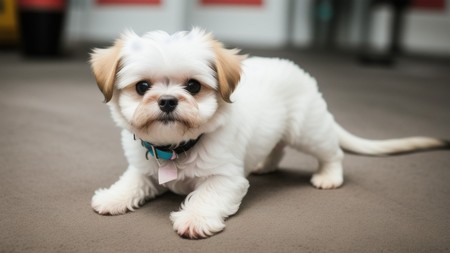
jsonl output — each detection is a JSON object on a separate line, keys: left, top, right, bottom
{"left": 91, "top": 188, "right": 142, "bottom": 215}
{"left": 311, "top": 172, "right": 343, "bottom": 189}
{"left": 170, "top": 210, "right": 225, "bottom": 239}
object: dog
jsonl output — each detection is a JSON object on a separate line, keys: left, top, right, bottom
{"left": 89, "top": 28, "right": 449, "bottom": 239}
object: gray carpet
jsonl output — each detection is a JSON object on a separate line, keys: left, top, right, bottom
{"left": 1, "top": 49, "right": 449, "bottom": 253}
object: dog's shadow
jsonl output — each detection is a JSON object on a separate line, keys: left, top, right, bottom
{"left": 142, "top": 167, "right": 313, "bottom": 217}
{"left": 240, "top": 168, "right": 313, "bottom": 211}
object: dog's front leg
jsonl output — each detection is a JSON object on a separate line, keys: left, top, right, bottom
{"left": 91, "top": 166, "right": 166, "bottom": 215}
{"left": 170, "top": 175, "right": 249, "bottom": 239}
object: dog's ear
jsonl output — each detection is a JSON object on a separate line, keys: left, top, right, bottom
{"left": 90, "top": 40, "right": 123, "bottom": 103}
{"left": 211, "top": 41, "right": 247, "bottom": 103}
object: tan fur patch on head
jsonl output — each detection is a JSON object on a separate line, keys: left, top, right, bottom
{"left": 210, "top": 39, "right": 247, "bottom": 103}
{"left": 90, "top": 39, "right": 123, "bottom": 103}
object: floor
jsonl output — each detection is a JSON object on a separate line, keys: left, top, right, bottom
{"left": 1, "top": 48, "right": 449, "bottom": 252}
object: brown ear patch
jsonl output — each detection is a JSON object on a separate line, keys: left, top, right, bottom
{"left": 90, "top": 39, "right": 123, "bottom": 103}
{"left": 211, "top": 40, "right": 247, "bottom": 103}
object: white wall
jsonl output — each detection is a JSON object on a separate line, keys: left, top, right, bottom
{"left": 66, "top": 0, "right": 292, "bottom": 47}
{"left": 66, "top": 0, "right": 187, "bottom": 43}
{"left": 186, "top": 0, "right": 290, "bottom": 47}
{"left": 403, "top": 8, "right": 450, "bottom": 55}
{"left": 65, "top": 0, "right": 450, "bottom": 56}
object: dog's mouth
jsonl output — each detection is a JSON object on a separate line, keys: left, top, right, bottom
{"left": 158, "top": 113, "right": 177, "bottom": 125}
{"left": 132, "top": 111, "right": 198, "bottom": 132}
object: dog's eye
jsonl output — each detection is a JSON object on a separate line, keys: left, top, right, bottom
{"left": 135, "top": 81, "right": 151, "bottom": 96}
{"left": 185, "top": 79, "right": 201, "bottom": 95}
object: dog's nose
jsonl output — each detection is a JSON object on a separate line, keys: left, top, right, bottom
{"left": 158, "top": 95, "right": 178, "bottom": 113}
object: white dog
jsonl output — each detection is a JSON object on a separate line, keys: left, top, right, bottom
{"left": 90, "top": 28, "right": 448, "bottom": 239}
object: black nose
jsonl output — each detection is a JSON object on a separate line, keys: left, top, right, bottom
{"left": 158, "top": 95, "right": 178, "bottom": 113}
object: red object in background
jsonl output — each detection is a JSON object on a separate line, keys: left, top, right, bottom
{"left": 97, "top": 0, "right": 161, "bottom": 5}
{"left": 413, "top": 0, "right": 445, "bottom": 10}
{"left": 18, "top": 0, "right": 65, "bottom": 10}
{"left": 201, "top": 0, "right": 263, "bottom": 6}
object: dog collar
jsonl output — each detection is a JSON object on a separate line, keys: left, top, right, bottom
{"left": 139, "top": 135, "right": 202, "bottom": 161}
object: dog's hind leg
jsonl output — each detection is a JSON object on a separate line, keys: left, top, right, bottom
{"left": 287, "top": 96, "right": 344, "bottom": 189}
{"left": 294, "top": 136, "right": 344, "bottom": 189}
{"left": 309, "top": 149, "right": 344, "bottom": 189}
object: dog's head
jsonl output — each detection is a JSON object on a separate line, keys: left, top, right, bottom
{"left": 90, "top": 28, "right": 245, "bottom": 145}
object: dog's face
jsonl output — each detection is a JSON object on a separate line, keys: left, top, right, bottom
{"left": 90, "top": 29, "right": 245, "bottom": 145}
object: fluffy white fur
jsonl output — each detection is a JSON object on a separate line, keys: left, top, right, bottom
{"left": 90, "top": 28, "right": 448, "bottom": 239}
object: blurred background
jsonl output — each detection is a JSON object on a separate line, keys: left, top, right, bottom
{"left": 1, "top": 0, "right": 450, "bottom": 61}
{"left": 1, "top": 1, "right": 450, "bottom": 252}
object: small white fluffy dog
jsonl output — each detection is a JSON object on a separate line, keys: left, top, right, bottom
{"left": 90, "top": 28, "right": 448, "bottom": 239}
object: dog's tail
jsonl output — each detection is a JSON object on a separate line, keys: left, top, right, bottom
{"left": 335, "top": 123, "right": 450, "bottom": 156}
